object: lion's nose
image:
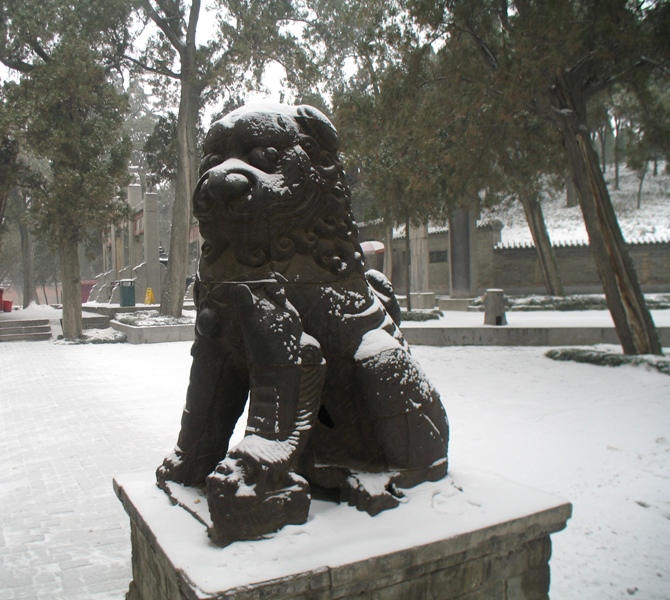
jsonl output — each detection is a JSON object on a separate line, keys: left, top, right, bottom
{"left": 205, "top": 170, "right": 252, "bottom": 200}
{"left": 195, "top": 169, "right": 253, "bottom": 214}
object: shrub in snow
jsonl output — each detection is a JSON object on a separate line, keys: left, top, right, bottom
{"left": 546, "top": 347, "right": 669, "bottom": 375}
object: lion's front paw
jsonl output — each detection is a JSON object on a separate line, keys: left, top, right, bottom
{"left": 156, "top": 450, "right": 213, "bottom": 489}
{"left": 156, "top": 451, "right": 185, "bottom": 484}
{"left": 207, "top": 464, "right": 311, "bottom": 546}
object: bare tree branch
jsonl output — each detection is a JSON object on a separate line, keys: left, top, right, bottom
{"left": 140, "top": 0, "right": 185, "bottom": 56}
{"left": 29, "top": 39, "right": 50, "bottom": 63}
{"left": 206, "top": 47, "right": 241, "bottom": 85}
{"left": 0, "top": 55, "right": 34, "bottom": 73}
{"left": 123, "top": 53, "right": 180, "bottom": 79}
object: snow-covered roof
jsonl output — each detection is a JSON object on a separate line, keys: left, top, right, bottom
{"left": 359, "top": 164, "right": 670, "bottom": 247}
{"left": 496, "top": 235, "right": 670, "bottom": 250}
{"left": 391, "top": 220, "right": 501, "bottom": 240}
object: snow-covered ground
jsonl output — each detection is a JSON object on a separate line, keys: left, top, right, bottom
{"left": 1, "top": 335, "right": 668, "bottom": 599}
{"left": 415, "top": 345, "right": 670, "bottom": 600}
{"left": 483, "top": 164, "right": 670, "bottom": 245}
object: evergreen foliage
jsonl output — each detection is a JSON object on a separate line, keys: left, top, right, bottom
{"left": 13, "top": 40, "right": 131, "bottom": 244}
{"left": 143, "top": 112, "right": 179, "bottom": 188}
{"left": 0, "top": 0, "right": 133, "bottom": 337}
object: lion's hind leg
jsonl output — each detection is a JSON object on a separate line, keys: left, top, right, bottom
{"left": 353, "top": 331, "right": 449, "bottom": 502}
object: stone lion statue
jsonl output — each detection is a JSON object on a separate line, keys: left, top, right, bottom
{"left": 157, "top": 103, "right": 449, "bottom": 546}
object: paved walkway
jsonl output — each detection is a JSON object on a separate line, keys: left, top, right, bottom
{"left": 0, "top": 340, "right": 190, "bottom": 599}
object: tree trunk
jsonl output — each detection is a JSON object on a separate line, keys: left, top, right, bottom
{"left": 60, "top": 237, "right": 83, "bottom": 339}
{"left": 518, "top": 191, "right": 564, "bottom": 296}
{"left": 383, "top": 219, "right": 394, "bottom": 280}
{"left": 636, "top": 166, "right": 647, "bottom": 209}
{"left": 566, "top": 174, "right": 579, "bottom": 207}
{"left": 404, "top": 215, "right": 411, "bottom": 311}
{"left": 160, "top": 77, "right": 199, "bottom": 317}
{"left": 551, "top": 76, "right": 661, "bottom": 355}
{"left": 156, "top": 0, "right": 202, "bottom": 317}
{"left": 19, "top": 221, "right": 35, "bottom": 308}
{"left": 613, "top": 119, "right": 621, "bottom": 190}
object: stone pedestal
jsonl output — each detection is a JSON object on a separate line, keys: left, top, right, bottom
{"left": 114, "top": 468, "right": 571, "bottom": 600}
{"left": 132, "top": 261, "right": 167, "bottom": 307}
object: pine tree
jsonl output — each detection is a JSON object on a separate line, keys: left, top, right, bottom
{"left": 0, "top": 0, "right": 133, "bottom": 337}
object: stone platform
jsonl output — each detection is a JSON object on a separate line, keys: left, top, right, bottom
{"left": 400, "top": 309, "right": 670, "bottom": 347}
{"left": 114, "top": 468, "right": 571, "bottom": 600}
{"left": 110, "top": 320, "right": 195, "bottom": 344}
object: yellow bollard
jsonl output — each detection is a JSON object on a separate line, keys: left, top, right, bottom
{"left": 144, "top": 287, "right": 155, "bottom": 304}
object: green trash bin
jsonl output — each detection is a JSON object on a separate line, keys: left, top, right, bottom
{"left": 119, "top": 279, "right": 136, "bottom": 307}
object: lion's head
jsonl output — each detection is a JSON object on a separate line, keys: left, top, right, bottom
{"left": 194, "top": 104, "right": 364, "bottom": 279}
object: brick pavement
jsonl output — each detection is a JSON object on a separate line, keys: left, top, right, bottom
{"left": 0, "top": 340, "right": 191, "bottom": 599}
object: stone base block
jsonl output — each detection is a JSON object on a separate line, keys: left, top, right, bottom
{"left": 114, "top": 467, "right": 571, "bottom": 600}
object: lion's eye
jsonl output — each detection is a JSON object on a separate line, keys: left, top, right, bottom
{"left": 249, "top": 147, "right": 279, "bottom": 172}
{"left": 208, "top": 154, "right": 224, "bottom": 168}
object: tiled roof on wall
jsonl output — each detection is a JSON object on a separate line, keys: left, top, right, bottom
{"left": 495, "top": 235, "right": 670, "bottom": 250}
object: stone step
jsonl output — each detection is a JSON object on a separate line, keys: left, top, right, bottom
{"left": 0, "top": 324, "right": 51, "bottom": 334}
{"left": 0, "top": 331, "right": 52, "bottom": 342}
{"left": 0, "top": 319, "right": 50, "bottom": 329}
{"left": 0, "top": 320, "right": 52, "bottom": 342}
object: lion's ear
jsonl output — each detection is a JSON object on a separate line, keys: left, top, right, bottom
{"left": 294, "top": 106, "right": 339, "bottom": 153}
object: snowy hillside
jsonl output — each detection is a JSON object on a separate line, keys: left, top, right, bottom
{"left": 482, "top": 164, "right": 670, "bottom": 245}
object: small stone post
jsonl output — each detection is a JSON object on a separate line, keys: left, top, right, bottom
{"left": 484, "top": 289, "right": 507, "bottom": 326}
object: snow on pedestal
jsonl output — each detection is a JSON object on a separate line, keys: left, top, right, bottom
{"left": 114, "top": 466, "right": 571, "bottom": 600}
